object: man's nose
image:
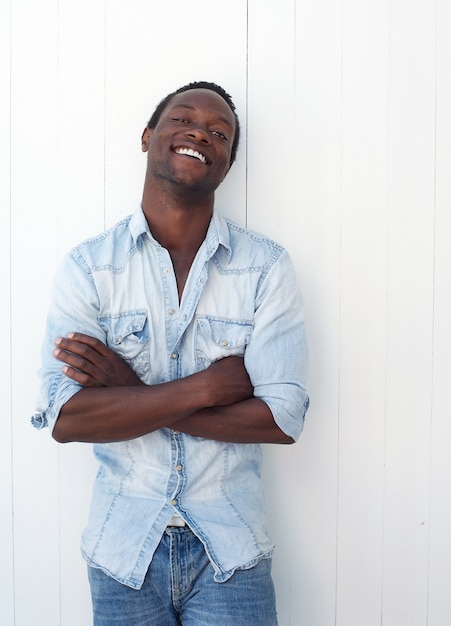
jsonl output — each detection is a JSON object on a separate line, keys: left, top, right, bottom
{"left": 186, "top": 125, "right": 210, "bottom": 144}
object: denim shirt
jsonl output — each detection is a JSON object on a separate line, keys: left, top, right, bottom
{"left": 32, "top": 206, "right": 309, "bottom": 588}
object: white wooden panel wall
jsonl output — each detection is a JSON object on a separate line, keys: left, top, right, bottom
{"left": 2, "top": 1, "right": 451, "bottom": 625}
{"left": 1, "top": 1, "right": 13, "bottom": 623}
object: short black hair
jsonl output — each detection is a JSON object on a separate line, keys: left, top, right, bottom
{"left": 147, "top": 81, "right": 240, "bottom": 164}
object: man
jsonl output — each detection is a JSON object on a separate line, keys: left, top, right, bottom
{"left": 33, "top": 81, "right": 309, "bottom": 625}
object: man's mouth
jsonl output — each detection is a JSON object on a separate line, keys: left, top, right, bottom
{"left": 174, "top": 147, "right": 207, "bottom": 164}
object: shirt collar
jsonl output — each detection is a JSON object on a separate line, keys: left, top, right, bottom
{"left": 129, "top": 205, "right": 152, "bottom": 246}
{"left": 205, "top": 210, "right": 232, "bottom": 262}
{"left": 129, "top": 205, "right": 232, "bottom": 262}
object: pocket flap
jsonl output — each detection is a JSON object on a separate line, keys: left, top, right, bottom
{"left": 100, "top": 310, "right": 148, "bottom": 345}
{"left": 197, "top": 317, "right": 253, "bottom": 349}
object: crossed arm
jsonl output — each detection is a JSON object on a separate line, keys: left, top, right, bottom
{"left": 51, "top": 333, "right": 293, "bottom": 445}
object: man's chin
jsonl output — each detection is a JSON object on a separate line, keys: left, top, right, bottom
{"left": 166, "top": 173, "right": 218, "bottom": 195}
{"left": 148, "top": 163, "right": 222, "bottom": 195}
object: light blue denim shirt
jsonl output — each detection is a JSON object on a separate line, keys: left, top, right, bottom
{"left": 32, "top": 205, "right": 309, "bottom": 589}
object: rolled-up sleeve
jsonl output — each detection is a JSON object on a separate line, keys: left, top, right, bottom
{"left": 245, "top": 250, "right": 309, "bottom": 441}
{"left": 31, "top": 249, "right": 103, "bottom": 432}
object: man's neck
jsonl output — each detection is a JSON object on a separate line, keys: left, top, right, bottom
{"left": 141, "top": 179, "right": 214, "bottom": 256}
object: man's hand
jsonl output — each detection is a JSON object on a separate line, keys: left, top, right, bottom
{"left": 53, "top": 333, "right": 143, "bottom": 387}
{"left": 203, "top": 356, "right": 254, "bottom": 406}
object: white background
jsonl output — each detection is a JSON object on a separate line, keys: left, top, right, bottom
{"left": 1, "top": 1, "right": 451, "bottom": 624}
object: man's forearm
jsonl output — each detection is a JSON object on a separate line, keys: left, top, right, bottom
{"left": 52, "top": 354, "right": 254, "bottom": 444}
{"left": 52, "top": 374, "right": 211, "bottom": 443}
{"left": 175, "top": 398, "right": 294, "bottom": 444}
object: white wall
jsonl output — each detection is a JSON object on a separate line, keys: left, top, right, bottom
{"left": 2, "top": 1, "right": 451, "bottom": 624}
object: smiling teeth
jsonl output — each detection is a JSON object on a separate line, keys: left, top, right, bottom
{"left": 176, "top": 147, "right": 207, "bottom": 163}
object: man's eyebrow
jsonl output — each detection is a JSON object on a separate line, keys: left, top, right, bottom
{"left": 170, "top": 104, "right": 234, "bottom": 129}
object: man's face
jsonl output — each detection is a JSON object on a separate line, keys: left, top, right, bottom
{"left": 142, "top": 89, "right": 236, "bottom": 194}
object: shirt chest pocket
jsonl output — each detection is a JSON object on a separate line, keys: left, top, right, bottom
{"left": 195, "top": 317, "right": 253, "bottom": 370}
{"left": 99, "top": 310, "right": 151, "bottom": 378}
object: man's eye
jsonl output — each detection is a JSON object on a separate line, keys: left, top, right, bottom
{"left": 212, "top": 131, "right": 227, "bottom": 141}
{"left": 173, "top": 118, "right": 190, "bottom": 123}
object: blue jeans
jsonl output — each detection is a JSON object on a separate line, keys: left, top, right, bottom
{"left": 88, "top": 526, "right": 278, "bottom": 625}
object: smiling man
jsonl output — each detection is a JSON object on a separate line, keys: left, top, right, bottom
{"left": 33, "top": 81, "right": 309, "bottom": 625}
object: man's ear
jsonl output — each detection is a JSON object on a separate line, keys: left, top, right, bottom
{"left": 141, "top": 127, "right": 152, "bottom": 152}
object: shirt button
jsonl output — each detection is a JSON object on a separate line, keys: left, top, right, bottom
{"left": 163, "top": 267, "right": 170, "bottom": 275}
{"left": 221, "top": 340, "right": 229, "bottom": 347}
{"left": 171, "top": 353, "right": 178, "bottom": 359}
{"left": 171, "top": 499, "right": 177, "bottom": 506}
{"left": 175, "top": 465, "right": 183, "bottom": 471}
{"left": 168, "top": 309, "right": 175, "bottom": 316}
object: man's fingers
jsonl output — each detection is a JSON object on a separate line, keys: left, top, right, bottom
{"left": 53, "top": 347, "right": 96, "bottom": 374}
{"left": 66, "top": 332, "right": 109, "bottom": 352}
{"left": 53, "top": 332, "right": 143, "bottom": 388}
{"left": 54, "top": 335, "right": 108, "bottom": 364}
{"left": 54, "top": 350, "right": 106, "bottom": 387}
{"left": 61, "top": 364, "right": 98, "bottom": 387}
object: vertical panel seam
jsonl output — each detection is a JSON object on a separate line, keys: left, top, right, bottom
{"left": 103, "top": 0, "right": 107, "bottom": 230}
{"left": 245, "top": 0, "right": 249, "bottom": 230}
{"left": 425, "top": 2, "right": 439, "bottom": 624}
{"left": 381, "top": 1, "right": 392, "bottom": 621}
{"left": 8, "top": 0, "right": 15, "bottom": 622}
{"left": 335, "top": 0, "right": 344, "bottom": 623}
